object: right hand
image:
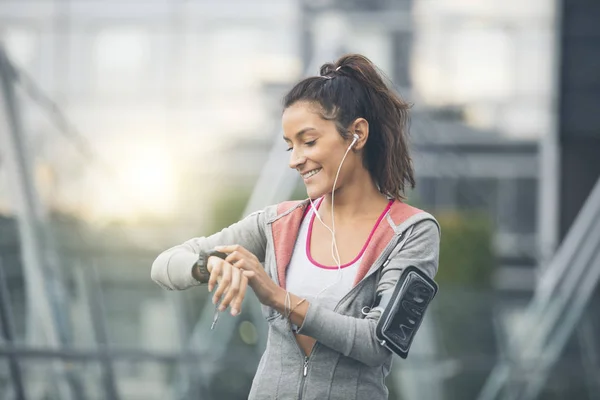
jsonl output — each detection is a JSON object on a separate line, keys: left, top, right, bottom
{"left": 207, "top": 256, "right": 248, "bottom": 316}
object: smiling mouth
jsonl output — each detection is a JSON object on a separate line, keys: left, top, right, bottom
{"left": 302, "top": 168, "right": 322, "bottom": 179}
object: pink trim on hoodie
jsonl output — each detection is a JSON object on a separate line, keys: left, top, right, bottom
{"left": 272, "top": 199, "right": 422, "bottom": 290}
{"left": 273, "top": 201, "right": 305, "bottom": 290}
{"left": 306, "top": 199, "right": 393, "bottom": 269}
{"left": 351, "top": 201, "right": 421, "bottom": 285}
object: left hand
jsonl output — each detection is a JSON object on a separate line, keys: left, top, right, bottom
{"left": 214, "top": 245, "right": 280, "bottom": 307}
{"left": 207, "top": 256, "right": 248, "bottom": 316}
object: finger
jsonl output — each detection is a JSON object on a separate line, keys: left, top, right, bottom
{"left": 215, "top": 244, "right": 251, "bottom": 258}
{"left": 206, "top": 256, "right": 224, "bottom": 272}
{"left": 242, "top": 270, "right": 256, "bottom": 279}
{"left": 220, "top": 267, "right": 241, "bottom": 312}
{"left": 225, "top": 250, "right": 241, "bottom": 265}
{"left": 231, "top": 274, "right": 248, "bottom": 316}
{"left": 207, "top": 258, "right": 222, "bottom": 293}
{"left": 226, "top": 254, "right": 247, "bottom": 270}
{"left": 214, "top": 244, "right": 240, "bottom": 253}
{"left": 213, "top": 263, "right": 232, "bottom": 305}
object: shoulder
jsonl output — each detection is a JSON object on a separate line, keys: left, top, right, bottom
{"left": 387, "top": 200, "right": 440, "bottom": 237}
{"left": 272, "top": 198, "right": 311, "bottom": 221}
{"left": 242, "top": 199, "right": 310, "bottom": 225}
{"left": 276, "top": 200, "right": 307, "bottom": 215}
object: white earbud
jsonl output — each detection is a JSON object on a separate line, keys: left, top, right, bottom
{"left": 351, "top": 133, "right": 359, "bottom": 148}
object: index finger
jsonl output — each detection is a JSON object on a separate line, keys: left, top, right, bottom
{"left": 214, "top": 244, "right": 251, "bottom": 256}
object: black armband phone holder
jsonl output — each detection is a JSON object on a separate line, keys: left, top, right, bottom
{"left": 375, "top": 266, "right": 438, "bottom": 359}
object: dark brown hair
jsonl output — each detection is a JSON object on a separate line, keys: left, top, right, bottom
{"left": 283, "top": 54, "right": 415, "bottom": 200}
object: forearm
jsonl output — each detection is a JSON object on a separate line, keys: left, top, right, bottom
{"left": 151, "top": 209, "right": 268, "bottom": 291}
{"left": 296, "top": 303, "right": 390, "bottom": 367}
{"left": 268, "top": 287, "right": 389, "bottom": 367}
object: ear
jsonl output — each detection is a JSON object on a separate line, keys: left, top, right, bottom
{"left": 350, "top": 118, "right": 369, "bottom": 150}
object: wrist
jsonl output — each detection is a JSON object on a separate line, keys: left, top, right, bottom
{"left": 191, "top": 250, "right": 227, "bottom": 284}
{"left": 267, "top": 285, "right": 285, "bottom": 309}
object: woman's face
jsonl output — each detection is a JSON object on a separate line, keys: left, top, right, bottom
{"left": 282, "top": 101, "right": 358, "bottom": 199}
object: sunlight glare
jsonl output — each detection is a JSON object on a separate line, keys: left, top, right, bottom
{"left": 122, "top": 149, "right": 177, "bottom": 216}
{"left": 88, "top": 144, "right": 179, "bottom": 223}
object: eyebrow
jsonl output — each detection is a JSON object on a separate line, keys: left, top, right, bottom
{"left": 283, "top": 127, "right": 317, "bottom": 142}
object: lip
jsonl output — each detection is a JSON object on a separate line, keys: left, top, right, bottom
{"left": 301, "top": 168, "right": 321, "bottom": 181}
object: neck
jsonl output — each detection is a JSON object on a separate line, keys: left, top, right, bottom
{"left": 319, "top": 171, "right": 390, "bottom": 222}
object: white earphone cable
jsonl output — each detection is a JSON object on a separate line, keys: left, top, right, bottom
{"left": 310, "top": 134, "right": 358, "bottom": 300}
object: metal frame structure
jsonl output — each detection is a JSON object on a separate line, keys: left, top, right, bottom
{"left": 477, "top": 177, "right": 600, "bottom": 400}
{"left": 0, "top": 45, "right": 79, "bottom": 400}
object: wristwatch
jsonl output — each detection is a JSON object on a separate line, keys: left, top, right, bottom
{"left": 192, "top": 250, "right": 228, "bottom": 284}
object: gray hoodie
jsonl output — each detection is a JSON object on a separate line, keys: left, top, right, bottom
{"left": 151, "top": 199, "right": 440, "bottom": 400}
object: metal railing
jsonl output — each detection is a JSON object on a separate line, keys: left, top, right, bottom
{"left": 477, "top": 176, "right": 600, "bottom": 400}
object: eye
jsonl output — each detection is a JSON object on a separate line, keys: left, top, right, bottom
{"left": 285, "top": 147, "right": 293, "bottom": 152}
{"left": 305, "top": 140, "right": 317, "bottom": 147}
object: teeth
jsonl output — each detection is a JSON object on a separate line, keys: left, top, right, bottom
{"left": 302, "top": 169, "right": 321, "bottom": 179}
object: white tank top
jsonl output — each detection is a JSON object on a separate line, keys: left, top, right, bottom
{"left": 286, "top": 199, "right": 391, "bottom": 311}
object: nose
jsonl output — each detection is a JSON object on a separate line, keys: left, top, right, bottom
{"left": 288, "top": 148, "right": 306, "bottom": 170}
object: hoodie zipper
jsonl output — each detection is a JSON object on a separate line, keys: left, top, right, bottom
{"left": 292, "top": 328, "right": 314, "bottom": 400}
{"left": 290, "top": 321, "right": 315, "bottom": 400}
{"left": 297, "top": 355, "right": 309, "bottom": 400}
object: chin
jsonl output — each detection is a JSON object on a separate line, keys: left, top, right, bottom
{"left": 305, "top": 184, "right": 329, "bottom": 200}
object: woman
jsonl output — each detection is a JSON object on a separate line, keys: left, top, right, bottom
{"left": 151, "top": 54, "right": 440, "bottom": 400}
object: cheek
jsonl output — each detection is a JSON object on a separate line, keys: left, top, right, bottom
{"left": 311, "top": 148, "right": 331, "bottom": 168}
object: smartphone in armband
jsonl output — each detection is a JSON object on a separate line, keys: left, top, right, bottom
{"left": 375, "top": 266, "right": 438, "bottom": 359}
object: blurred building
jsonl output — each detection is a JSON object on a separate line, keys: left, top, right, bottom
{"left": 1, "top": 1, "right": 303, "bottom": 398}
{"left": 0, "top": 0, "right": 303, "bottom": 223}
